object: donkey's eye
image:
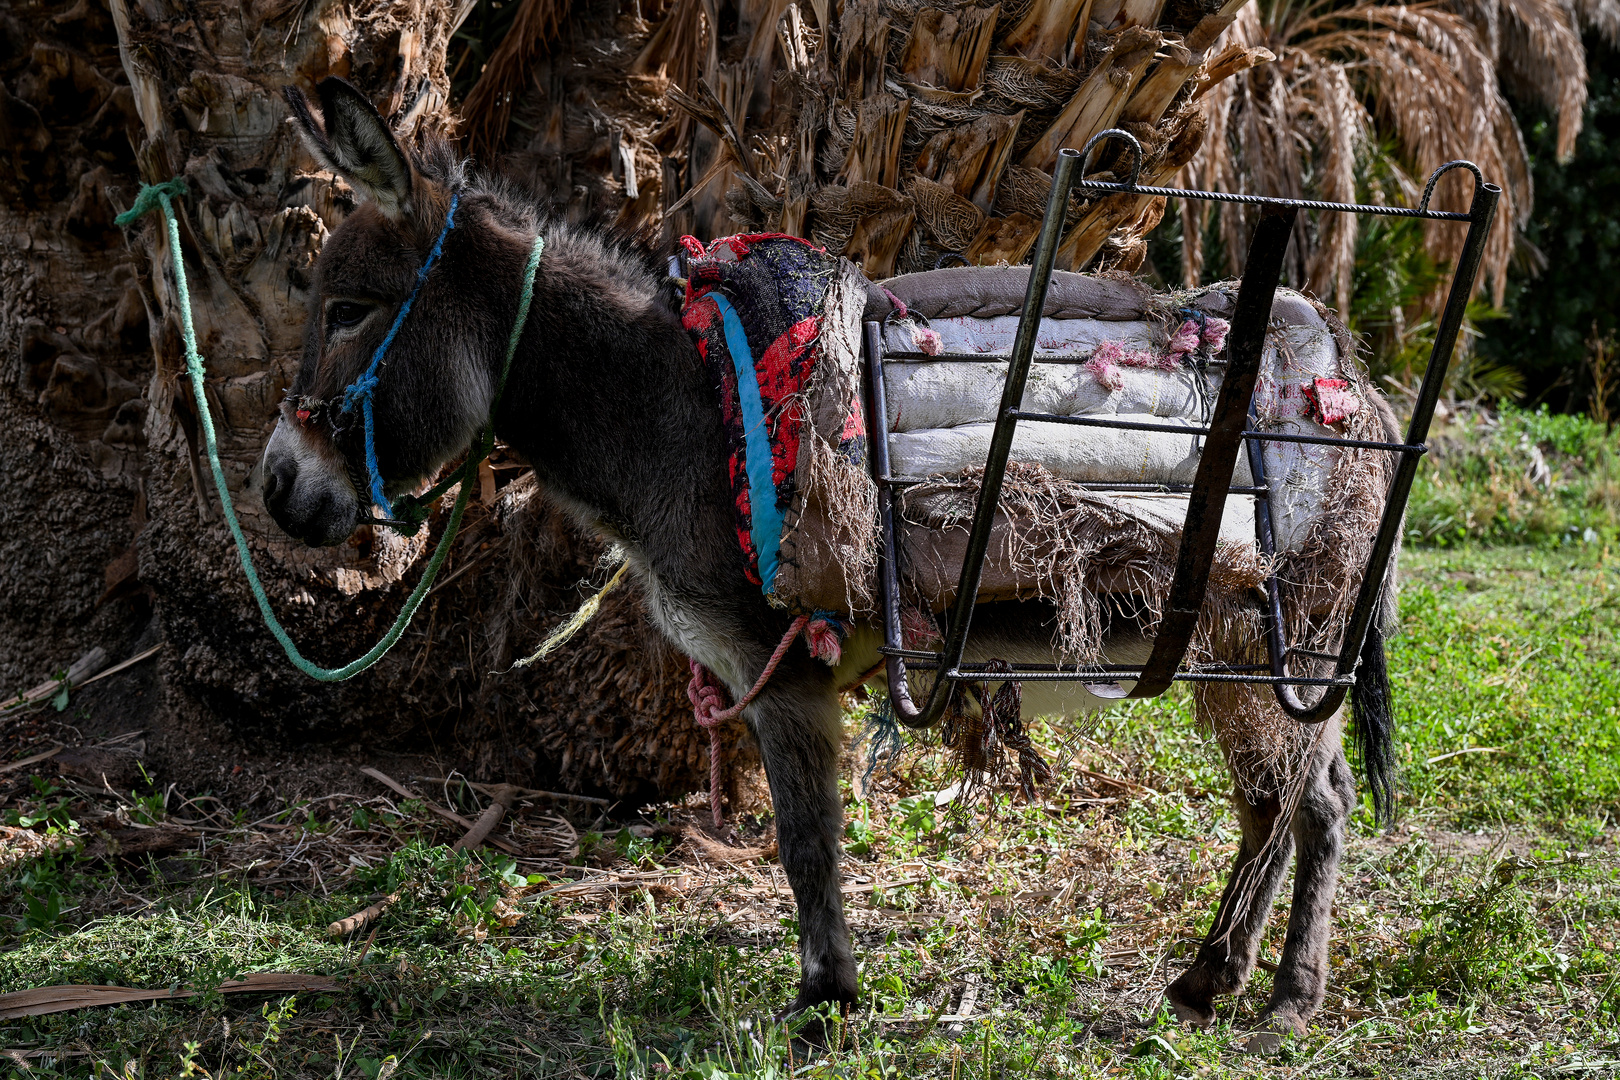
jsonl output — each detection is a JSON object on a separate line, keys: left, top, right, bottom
{"left": 327, "top": 301, "right": 371, "bottom": 332}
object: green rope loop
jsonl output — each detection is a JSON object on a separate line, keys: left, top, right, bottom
{"left": 114, "top": 179, "right": 190, "bottom": 228}
{"left": 120, "top": 180, "right": 543, "bottom": 682}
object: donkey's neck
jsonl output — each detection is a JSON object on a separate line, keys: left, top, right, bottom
{"left": 490, "top": 219, "right": 738, "bottom": 591}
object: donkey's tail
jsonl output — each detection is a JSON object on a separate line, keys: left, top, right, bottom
{"left": 1351, "top": 613, "right": 1397, "bottom": 827}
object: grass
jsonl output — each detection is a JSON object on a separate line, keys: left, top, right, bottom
{"left": 1407, "top": 403, "right": 1620, "bottom": 548}
{"left": 1, "top": 543, "right": 1618, "bottom": 1078}
{"left": 1388, "top": 546, "right": 1620, "bottom": 825}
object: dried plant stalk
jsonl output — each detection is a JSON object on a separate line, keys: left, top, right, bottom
{"left": 461, "top": 0, "right": 572, "bottom": 160}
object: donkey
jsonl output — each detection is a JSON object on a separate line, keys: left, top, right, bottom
{"left": 260, "top": 77, "right": 1398, "bottom": 1046}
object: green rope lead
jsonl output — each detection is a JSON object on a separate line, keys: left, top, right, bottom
{"left": 125, "top": 182, "right": 544, "bottom": 682}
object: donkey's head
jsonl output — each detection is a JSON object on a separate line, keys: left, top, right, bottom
{"left": 258, "top": 78, "right": 503, "bottom": 546}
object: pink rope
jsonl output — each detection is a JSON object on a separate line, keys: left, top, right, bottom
{"left": 687, "top": 615, "right": 809, "bottom": 828}
{"left": 803, "top": 615, "right": 843, "bottom": 666}
{"left": 879, "top": 286, "right": 909, "bottom": 318}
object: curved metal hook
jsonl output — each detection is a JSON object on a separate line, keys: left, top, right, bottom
{"left": 1075, "top": 128, "right": 1146, "bottom": 190}
{"left": 1418, "top": 160, "right": 1485, "bottom": 214}
{"left": 1272, "top": 662, "right": 1350, "bottom": 725}
{"left": 885, "top": 657, "right": 951, "bottom": 729}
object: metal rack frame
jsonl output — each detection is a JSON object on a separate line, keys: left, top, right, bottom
{"left": 868, "top": 129, "right": 1501, "bottom": 729}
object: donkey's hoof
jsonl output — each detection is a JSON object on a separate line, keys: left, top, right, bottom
{"left": 1166, "top": 995, "right": 1216, "bottom": 1029}
{"left": 1165, "top": 978, "right": 1217, "bottom": 1030}
{"left": 1242, "top": 1013, "right": 1305, "bottom": 1054}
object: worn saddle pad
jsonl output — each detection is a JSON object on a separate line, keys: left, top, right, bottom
{"left": 867, "top": 267, "right": 1383, "bottom": 657}
{"left": 683, "top": 243, "right": 1383, "bottom": 656}
{"left": 680, "top": 233, "right": 875, "bottom": 613}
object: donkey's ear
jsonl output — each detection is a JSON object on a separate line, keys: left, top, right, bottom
{"left": 284, "top": 78, "right": 414, "bottom": 219}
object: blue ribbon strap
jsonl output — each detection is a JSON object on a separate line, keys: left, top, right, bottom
{"left": 710, "top": 293, "right": 786, "bottom": 592}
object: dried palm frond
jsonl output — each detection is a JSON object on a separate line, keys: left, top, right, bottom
{"left": 1462, "top": 0, "right": 1593, "bottom": 160}
{"left": 461, "top": 0, "right": 572, "bottom": 161}
{"left": 1183, "top": 0, "right": 1612, "bottom": 308}
{"left": 648, "top": 0, "right": 1261, "bottom": 273}
{"left": 460, "top": 0, "right": 1605, "bottom": 317}
{"left": 462, "top": 0, "right": 1258, "bottom": 266}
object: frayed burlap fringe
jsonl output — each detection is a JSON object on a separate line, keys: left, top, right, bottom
{"left": 941, "top": 662, "right": 1053, "bottom": 805}
{"left": 897, "top": 460, "right": 1270, "bottom": 665}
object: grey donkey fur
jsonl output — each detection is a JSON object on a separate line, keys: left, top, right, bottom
{"left": 259, "top": 77, "right": 1398, "bottom": 1042}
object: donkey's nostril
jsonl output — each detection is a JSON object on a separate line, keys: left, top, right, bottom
{"left": 263, "top": 458, "right": 296, "bottom": 518}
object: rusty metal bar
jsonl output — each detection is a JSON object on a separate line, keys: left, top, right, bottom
{"left": 1123, "top": 204, "right": 1298, "bottom": 700}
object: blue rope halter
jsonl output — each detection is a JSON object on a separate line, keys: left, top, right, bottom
{"left": 339, "top": 191, "right": 461, "bottom": 517}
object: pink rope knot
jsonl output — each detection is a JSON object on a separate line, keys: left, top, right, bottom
{"left": 911, "top": 324, "right": 943, "bottom": 355}
{"left": 805, "top": 611, "right": 847, "bottom": 666}
{"left": 1165, "top": 319, "right": 1202, "bottom": 363}
{"left": 687, "top": 660, "right": 737, "bottom": 829}
{"left": 879, "top": 286, "right": 909, "bottom": 319}
{"left": 686, "top": 614, "right": 810, "bottom": 828}
{"left": 1083, "top": 353, "right": 1124, "bottom": 391}
{"left": 687, "top": 660, "right": 735, "bottom": 728}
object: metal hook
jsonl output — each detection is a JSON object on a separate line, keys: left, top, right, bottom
{"left": 1418, "top": 160, "right": 1486, "bottom": 214}
{"left": 1074, "top": 128, "right": 1146, "bottom": 191}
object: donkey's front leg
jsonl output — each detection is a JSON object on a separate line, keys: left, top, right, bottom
{"left": 746, "top": 659, "right": 857, "bottom": 1015}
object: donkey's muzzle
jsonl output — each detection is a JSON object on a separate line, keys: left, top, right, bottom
{"left": 258, "top": 421, "right": 361, "bottom": 547}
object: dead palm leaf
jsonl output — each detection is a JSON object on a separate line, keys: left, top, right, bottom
{"left": 461, "top": 0, "right": 572, "bottom": 161}
{"left": 1183, "top": 0, "right": 1612, "bottom": 307}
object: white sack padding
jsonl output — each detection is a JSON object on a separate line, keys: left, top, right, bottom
{"left": 875, "top": 277, "right": 1356, "bottom": 554}
{"left": 889, "top": 419, "right": 1253, "bottom": 487}
{"left": 883, "top": 359, "right": 1209, "bottom": 432}
{"left": 1250, "top": 316, "right": 1348, "bottom": 551}
{"left": 1112, "top": 491, "right": 1256, "bottom": 543}
{"left": 880, "top": 315, "right": 1159, "bottom": 359}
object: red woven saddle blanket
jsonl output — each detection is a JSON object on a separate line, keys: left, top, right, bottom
{"left": 679, "top": 233, "right": 876, "bottom": 613}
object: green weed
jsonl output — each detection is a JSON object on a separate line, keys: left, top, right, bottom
{"left": 1394, "top": 849, "right": 1540, "bottom": 995}
{"left": 1409, "top": 403, "right": 1620, "bottom": 547}
{"left": 1, "top": 545, "right": 1618, "bottom": 1077}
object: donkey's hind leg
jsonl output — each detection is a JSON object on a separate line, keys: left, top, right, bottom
{"left": 1165, "top": 785, "right": 1289, "bottom": 1028}
{"left": 745, "top": 656, "right": 858, "bottom": 1016}
{"left": 1250, "top": 717, "right": 1357, "bottom": 1048}
{"left": 1166, "top": 712, "right": 1357, "bottom": 1049}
